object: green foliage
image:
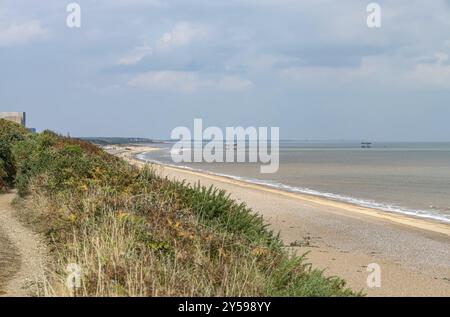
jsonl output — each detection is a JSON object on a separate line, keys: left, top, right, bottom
{"left": 0, "top": 118, "right": 30, "bottom": 143}
{"left": 0, "top": 119, "right": 30, "bottom": 190}
{"left": 173, "top": 182, "right": 276, "bottom": 246}
{"left": 0, "top": 159, "right": 7, "bottom": 192}
{"left": 13, "top": 133, "right": 99, "bottom": 196}
{"left": 10, "top": 128, "right": 357, "bottom": 297}
{"left": 0, "top": 140, "right": 15, "bottom": 189}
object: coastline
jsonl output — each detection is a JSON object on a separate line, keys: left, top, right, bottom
{"left": 117, "top": 145, "right": 450, "bottom": 236}
{"left": 113, "top": 145, "right": 450, "bottom": 296}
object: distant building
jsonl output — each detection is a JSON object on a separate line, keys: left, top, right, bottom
{"left": 0, "top": 112, "right": 26, "bottom": 126}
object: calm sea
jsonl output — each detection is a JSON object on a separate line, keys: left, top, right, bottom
{"left": 139, "top": 141, "right": 450, "bottom": 224}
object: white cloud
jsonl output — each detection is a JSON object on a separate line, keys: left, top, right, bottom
{"left": 434, "top": 52, "right": 449, "bottom": 64}
{"left": 118, "top": 45, "right": 153, "bottom": 65}
{"left": 119, "top": 21, "right": 208, "bottom": 66}
{"left": 0, "top": 20, "right": 48, "bottom": 47}
{"left": 408, "top": 53, "right": 450, "bottom": 88}
{"left": 128, "top": 71, "right": 202, "bottom": 92}
{"left": 218, "top": 76, "right": 253, "bottom": 91}
{"left": 156, "top": 22, "right": 209, "bottom": 50}
{"left": 279, "top": 52, "right": 450, "bottom": 90}
{"left": 128, "top": 71, "right": 253, "bottom": 92}
{"left": 102, "top": 0, "right": 166, "bottom": 7}
{"left": 279, "top": 58, "right": 378, "bottom": 84}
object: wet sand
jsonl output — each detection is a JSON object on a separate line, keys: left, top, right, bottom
{"left": 114, "top": 145, "right": 450, "bottom": 296}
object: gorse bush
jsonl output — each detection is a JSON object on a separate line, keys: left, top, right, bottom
{"left": 0, "top": 119, "right": 30, "bottom": 191}
{"left": 4, "top": 120, "right": 357, "bottom": 296}
{"left": 0, "top": 140, "right": 15, "bottom": 191}
{"left": 0, "top": 118, "right": 30, "bottom": 143}
{"left": 0, "top": 159, "right": 7, "bottom": 192}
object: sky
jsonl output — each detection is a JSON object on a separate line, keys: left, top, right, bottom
{"left": 1, "top": 0, "right": 450, "bottom": 141}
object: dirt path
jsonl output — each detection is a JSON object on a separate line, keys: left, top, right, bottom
{"left": 0, "top": 192, "right": 45, "bottom": 296}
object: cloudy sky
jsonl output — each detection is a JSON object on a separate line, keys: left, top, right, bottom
{"left": 1, "top": 0, "right": 450, "bottom": 141}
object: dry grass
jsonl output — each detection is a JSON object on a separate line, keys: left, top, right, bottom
{"left": 7, "top": 129, "right": 357, "bottom": 297}
{"left": 24, "top": 187, "right": 267, "bottom": 297}
{"left": 19, "top": 174, "right": 356, "bottom": 297}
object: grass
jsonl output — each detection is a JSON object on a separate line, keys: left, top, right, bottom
{"left": 1, "top": 120, "right": 358, "bottom": 297}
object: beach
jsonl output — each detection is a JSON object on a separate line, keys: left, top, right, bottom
{"left": 114, "top": 145, "right": 450, "bottom": 296}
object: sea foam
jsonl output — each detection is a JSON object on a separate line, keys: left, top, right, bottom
{"left": 136, "top": 152, "right": 450, "bottom": 224}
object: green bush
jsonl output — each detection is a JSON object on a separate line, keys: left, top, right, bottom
{"left": 13, "top": 134, "right": 97, "bottom": 196}
{"left": 0, "top": 118, "right": 29, "bottom": 143}
{"left": 10, "top": 129, "right": 357, "bottom": 297}
{"left": 0, "top": 140, "right": 16, "bottom": 187}
{"left": 0, "top": 119, "right": 30, "bottom": 190}
{"left": 0, "top": 159, "right": 7, "bottom": 192}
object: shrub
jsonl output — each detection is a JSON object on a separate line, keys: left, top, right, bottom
{"left": 0, "top": 118, "right": 30, "bottom": 143}
{"left": 11, "top": 130, "right": 357, "bottom": 297}
{"left": 0, "top": 119, "right": 30, "bottom": 190}
{"left": 0, "top": 140, "right": 15, "bottom": 187}
{"left": 0, "top": 159, "right": 7, "bottom": 192}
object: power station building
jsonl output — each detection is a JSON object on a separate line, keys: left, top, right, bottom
{"left": 0, "top": 112, "right": 26, "bottom": 126}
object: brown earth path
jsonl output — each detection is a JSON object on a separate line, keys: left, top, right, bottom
{"left": 0, "top": 192, "right": 45, "bottom": 296}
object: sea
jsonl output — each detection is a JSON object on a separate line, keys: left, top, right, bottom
{"left": 138, "top": 141, "right": 450, "bottom": 224}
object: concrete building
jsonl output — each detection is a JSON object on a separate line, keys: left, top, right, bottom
{"left": 0, "top": 112, "right": 26, "bottom": 126}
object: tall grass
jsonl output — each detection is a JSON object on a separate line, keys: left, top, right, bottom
{"left": 4, "top": 123, "right": 357, "bottom": 297}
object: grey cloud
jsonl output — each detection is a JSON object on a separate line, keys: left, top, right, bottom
{"left": 1, "top": 0, "right": 450, "bottom": 140}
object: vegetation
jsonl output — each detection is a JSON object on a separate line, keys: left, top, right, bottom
{"left": 0, "top": 119, "right": 30, "bottom": 192}
{"left": 0, "top": 119, "right": 357, "bottom": 296}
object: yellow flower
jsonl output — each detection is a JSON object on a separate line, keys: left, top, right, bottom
{"left": 117, "top": 210, "right": 129, "bottom": 221}
{"left": 251, "top": 247, "right": 269, "bottom": 257}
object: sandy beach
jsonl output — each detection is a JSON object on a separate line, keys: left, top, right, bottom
{"left": 112, "top": 145, "right": 450, "bottom": 296}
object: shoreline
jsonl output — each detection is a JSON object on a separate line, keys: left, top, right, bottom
{"left": 119, "top": 145, "right": 450, "bottom": 237}
{"left": 112, "top": 145, "right": 450, "bottom": 296}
